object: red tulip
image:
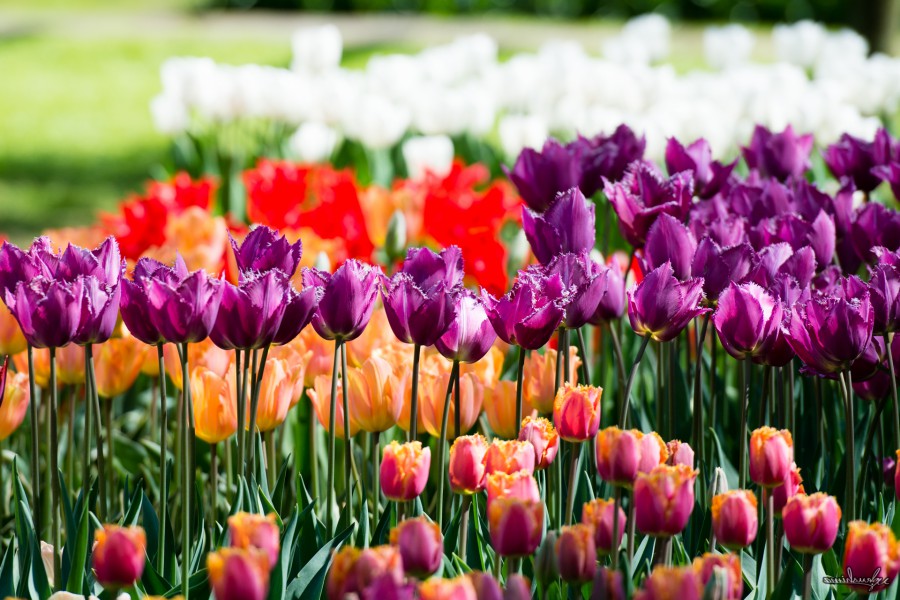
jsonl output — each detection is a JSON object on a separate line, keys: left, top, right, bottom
{"left": 449, "top": 434, "right": 489, "bottom": 494}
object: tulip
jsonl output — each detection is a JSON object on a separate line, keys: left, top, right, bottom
{"left": 518, "top": 416, "right": 559, "bottom": 469}
{"left": 380, "top": 440, "right": 431, "bottom": 502}
{"left": 664, "top": 137, "right": 736, "bottom": 199}
{"left": 418, "top": 368, "right": 484, "bottom": 439}
{"left": 4, "top": 277, "right": 83, "bottom": 349}
{"left": 308, "top": 373, "right": 360, "bottom": 438}
{"left": 666, "top": 440, "right": 694, "bottom": 468}
{"left": 749, "top": 427, "right": 793, "bottom": 488}
{"left": 522, "top": 188, "right": 596, "bottom": 265}
{"left": 711, "top": 490, "right": 758, "bottom": 549}
{"left": 468, "top": 572, "right": 503, "bottom": 600}
{"left": 691, "top": 238, "right": 757, "bottom": 304}
{"left": 633, "top": 566, "right": 702, "bottom": 600}
{"left": 581, "top": 498, "right": 626, "bottom": 556}
{"left": 556, "top": 524, "right": 596, "bottom": 583}
{"left": 207, "top": 548, "right": 271, "bottom": 600}
{"left": 642, "top": 214, "right": 697, "bottom": 281}
{"left": 842, "top": 521, "right": 900, "bottom": 594}
{"left": 772, "top": 463, "right": 804, "bottom": 516}
{"left": 541, "top": 252, "right": 607, "bottom": 330}
{"left": 94, "top": 335, "right": 146, "bottom": 398}
{"left": 229, "top": 226, "right": 302, "bottom": 277}
{"left": 823, "top": 128, "right": 893, "bottom": 193}
{"left": 141, "top": 256, "right": 223, "bottom": 345}
{"left": 346, "top": 355, "right": 403, "bottom": 433}
{"left": 574, "top": 124, "right": 646, "bottom": 193}
{"left": 504, "top": 138, "right": 581, "bottom": 213}
{"left": 692, "top": 553, "right": 743, "bottom": 600}
{"left": 749, "top": 242, "right": 815, "bottom": 289}
{"left": 191, "top": 365, "right": 238, "bottom": 444}
{"left": 92, "top": 525, "right": 146, "bottom": 590}
{"left": 271, "top": 283, "right": 320, "bottom": 346}
{"left": 628, "top": 263, "right": 709, "bottom": 342}
{"left": 449, "top": 434, "right": 489, "bottom": 494}
{"left": 72, "top": 276, "right": 122, "bottom": 346}
{"left": 634, "top": 464, "right": 698, "bottom": 537}
{"left": 304, "top": 259, "right": 383, "bottom": 342}
{"left": 326, "top": 545, "right": 404, "bottom": 600}
{"left": 595, "top": 427, "right": 643, "bottom": 487}
{"left": 588, "top": 263, "right": 626, "bottom": 325}
{"left": 523, "top": 347, "right": 580, "bottom": 414}
{"left": 120, "top": 258, "right": 166, "bottom": 346}
{"left": 591, "top": 567, "right": 626, "bottom": 600}
{"left": 783, "top": 493, "right": 841, "bottom": 554}
{"left": 870, "top": 263, "right": 900, "bottom": 335}
{"left": 488, "top": 497, "right": 544, "bottom": 557}
{"left": 741, "top": 124, "right": 813, "bottom": 181}
{"left": 553, "top": 383, "right": 602, "bottom": 442}
{"left": 252, "top": 358, "right": 294, "bottom": 433}
{"left": 418, "top": 576, "right": 478, "bottom": 600}
{"left": 712, "top": 282, "right": 784, "bottom": 362}
{"left": 210, "top": 271, "right": 291, "bottom": 350}
{"left": 486, "top": 471, "right": 540, "bottom": 506}
{"left": 482, "top": 268, "right": 570, "bottom": 351}
{"left": 0, "top": 308, "right": 26, "bottom": 356}
{"left": 228, "top": 512, "right": 280, "bottom": 569}
{"left": 605, "top": 160, "right": 693, "bottom": 248}
{"left": 389, "top": 516, "right": 442, "bottom": 577}
{"left": 435, "top": 289, "right": 497, "bottom": 364}
{"left": 0, "top": 369, "right": 28, "bottom": 441}
{"left": 638, "top": 432, "right": 668, "bottom": 473}
{"left": 484, "top": 380, "right": 527, "bottom": 440}
{"left": 483, "top": 439, "right": 536, "bottom": 476}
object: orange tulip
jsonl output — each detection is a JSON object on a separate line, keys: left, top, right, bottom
{"left": 207, "top": 547, "right": 270, "bottom": 600}
{"left": 483, "top": 439, "right": 536, "bottom": 476}
{"left": 346, "top": 310, "right": 399, "bottom": 368}
{"left": 0, "top": 371, "right": 29, "bottom": 441}
{"left": 164, "top": 338, "right": 232, "bottom": 391}
{"left": 553, "top": 383, "right": 602, "bottom": 442}
{"left": 308, "top": 374, "right": 360, "bottom": 438}
{"left": 140, "top": 346, "right": 161, "bottom": 378}
{"left": 191, "top": 365, "right": 238, "bottom": 444}
{"left": 692, "top": 553, "right": 743, "bottom": 600}
{"left": 13, "top": 345, "right": 84, "bottom": 388}
{"left": 0, "top": 308, "right": 26, "bottom": 356}
{"left": 380, "top": 441, "right": 431, "bottom": 502}
{"left": 228, "top": 512, "right": 280, "bottom": 569}
{"left": 347, "top": 355, "right": 403, "bottom": 433}
{"left": 95, "top": 335, "right": 147, "bottom": 398}
{"left": 163, "top": 206, "right": 229, "bottom": 275}
{"left": 253, "top": 358, "right": 294, "bottom": 433}
{"left": 296, "top": 327, "right": 334, "bottom": 388}
{"left": 749, "top": 426, "right": 794, "bottom": 488}
{"left": 418, "top": 365, "right": 483, "bottom": 439}
{"left": 486, "top": 471, "right": 540, "bottom": 506}
{"left": 484, "top": 380, "right": 531, "bottom": 440}
{"left": 843, "top": 521, "right": 900, "bottom": 594}
{"left": 92, "top": 524, "right": 147, "bottom": 590}
{"left": 268, "top": 342, "right": 311, "bottom": 408}
{"left": 518, "top": 416, "right": 560, "bottom": 469}
{"left": 524, "top": 347, "right": 581, "bottom": 414}
{"left": 14, "top": 351, "right": 48, "bottom": 388}
{"left": 449, "top": 434, "right": 489, "bottom": 495}
{"left": 582, "top": 498, "right": 627, "bottom": 556}
{"left": 418, "top": 576, "right": 478, "bottom": 600}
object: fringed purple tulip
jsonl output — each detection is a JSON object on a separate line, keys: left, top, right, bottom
{"left": 627, "top": 262, "right": 708, "bottom": 342}
{"left": 691, "top": 238, "right": 757, "bottom": 303}
{"left": 784, "top": 277, "right": 874, "bottom": 376}
{"left": 665, "top": 137, "right": 736, "bottom": 199}
{"left": 749, "top": 243, "right": 816, "bottom": 289}
{"left": 741, "top": 124, "right": 813, "bottom": 181}
{"left": 4, "top": 277, "right": 83, "bottom": 348}
{"left": 712, "top": 283, "right": 784, "bottom": 363}
{"left": 850, "top": 202, "right": 900, "bottom": 264}
{"left": 304, "top": 259, "right": 383, "bottom": 342}
{"left": 750, "top": 211, "right": 835, "bottom": 268}
{"left": 483, "top": 269, "right": 570, "bottom": 350}
{"left": 541, "top": 252, "right": 607, "bottom": 329}
{"left": 272, "top": 284, "right": 320, "bottom": 345}
{"left": 504, "top": 139, "right": 581, "bottom": 213}
{"left": 824, "top": 128, "right": 894, "bottom": 193}
{"left": 73, "top": 276, "right": 122, "bottom": 345}
{"left": 381, "top": 246, "right": 463, "bottom": 347}
{"left": 575, "top": 124, "right": 646, "bottom": 194}
{"left": 0, "top": 238, "right": 56, "bottom": 295}
{"left": 144, "top": 257, "right": 223, "bottom": 344}
{"left": 210, "top": 271, "right": 291, "bottom": 350}
{"left": 605, "top": 161, "right": 693, "bottom": 247}
{"left": 120, "top": 258, "right": 171, "bottom": 346}
{"left": 873, "top": 162, "right": 900, "bottom": 200}
{"left": 870, "top": 263, "right": 900, "bottom": 335}
{"left": 522, "top": 187, "right": 596, "bottom": 265}
{"left": 589, "top": 263, "right": 626, "bottom": 324}
{"left": 435, "top": 288, "right": 497, "bottom": 363}
{"left": 230, "top": 226, "right": 303, "bottom": 277}
{"left": 849, "top": 337, "right": 884, "bottom": 383}
{"left": 642, "top": 214, "right": 697, "bottom": 281}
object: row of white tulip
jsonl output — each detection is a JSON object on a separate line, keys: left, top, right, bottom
{"left": 150, "top": 15, "right": 899, "bottom": 167}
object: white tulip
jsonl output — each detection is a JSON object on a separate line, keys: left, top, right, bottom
{"left": 498, "top": 115, "right": 548, "bottom": 161}
{"left": 291, "top": 25, "right": 343, "bottom": 73}
{"left": 402, "top": 135, "right": 454, "bottom": 181}
{"left": 288, "top": 122, "right": 339, "bottom": 163}
{"left": 704, "top": 24, "right": 755, "bottom": 70}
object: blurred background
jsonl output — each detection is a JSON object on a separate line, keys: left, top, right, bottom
{"left": 1, "top": 0, "right": 897, "bottom": 243}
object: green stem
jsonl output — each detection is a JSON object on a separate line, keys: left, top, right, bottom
{"left": 409, "top": 344, "right": 422, "bottom": 440}
{"left": 562, "top": 329, "right": 571, "bottom": 385}
{"left": 459, "top": 494, "right": 471, "bottom": 561}
{"left": 564, "top": 442, "right": 582, "bottom": 525}
{"left": 66, "top": 386, "right": 75, "bottom": 501}
{"left": 619, "top": 335, "right": 651, "bottom": 427}
{"left": 576, "top": 327, "right": 591, "bottom": 385}
{"left": 612, "top": 487, "right": 621, "bottom": 570}
{"left": 437, "top": 361, "right": 458, "bottom": 530}
{"left": 371, "top": 432, "right": 380, "bottom": 526}
{"left": 235, "top": 349, "right": 244, "bottom": 484}
{"left": 341, "top": 341, "right": 354, "bottom": 530}
{"left": 247, "top": 345, "right": 270, "bottom": 483}
{"left": 515, "top": 348, "right": 526, "bottom": 437}
{"left": 266, "top": 431, "right": 277, "bottom": 490}
{"left": 87, "top": 349, "right": 106, "bottom": 519}
{"left": 104, "top": 396, "right": 114, "bottom": 517}
{"left": 692, "top": 316, "right": 709, "bottom": 457}
{"left": 326, "top": 340, "right": 341, "bottom": 535}
{"left": 49, "top": 348, "right": 61, "bottom": 589}
{"left": 157, "top": 344, "right": 168, "bottom": 571}
{"left": 886, "top": 332, "right": 899, "bottom": 450}
{"left": 739, "top": 358, "right": 749, "bottom": 490}
{"left": 608, "top": 323, "right": 627, "bottom": 426}
{"left": 840, "top": 370, "right": 857, "bottom": 523}
{"left": 802, "top": 554, "right": 813, "bottom": 600}
{"left": 554, "top": 329, "right": 563, "bottom": 398}
{"left": 81, "top": 347, "right": 93, "bottom": 508}
{"left": 210, "top": 442, "right": 218, "bottom": 537}
{"left": 627, "top": 495, "right": 635, "bottom": 564}
{"left": 181, "top": 342, "right": 190, "bottom": 599}
{"left": 766, "top": 491, "right": 775, "bottom": 599}
{"left": 26, "top": 346, "right": 42, "bottom": 539}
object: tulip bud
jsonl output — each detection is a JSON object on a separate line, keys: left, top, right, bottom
{"left": 556, "top": 524, "right": 597, "bottom": 583}
{"left": 693, "top": 553, "right": 742, "bottom": 600}
{"left": 634, "top": 566, "right": 702, "bottom": 600}
{"left": 595, "top": 427, "right": 642, "bottom": 487}
{"left": 483, "top": 439, "right": 536, "bottom": 476}
{"left": 449, "top": 434, "right": 489, "bottom": 494}
{"left": 419, "top": 576, "right": 477, "bottom": 600}
{"left": 634, "top": 465, "right": 698, "bottom": 537}
{"left": 518, "top": 416, "right": 560, "bottom": 469}
{"left": 534, "top": 531, "right": 558, "bottom": 587}
{"left": 708, "top": 467, "right": 729, "bottom": 504}
{"left": 486, "top": 471, "right": 540, "bottom": 507}
{"left": 468, "top": 571, "right": 503, "bottom": 600}
{"left": 192, "top": 365, "right": 238, "bottom": 444}
{"left": 326, "top": 545, "right": 403, "bottom": 600}
{"left": 0, "top": 309, "right": 26, "bottom": 356}
{"left": 207, "top": 548, "right": 271, "bottom": 600}
{"left": 228, "top": 512, "right": 280, "bottom": 569}
{"left": 666, "top": 440, "right": 694, "bottom": 468}
{"left": 483, "top": 380, "right": 524, "bottom": 440}
{"left": 749, "top": 427, "right": 793, "bottom": 487}
{"left": 638, "top": 431, "right": 668, "bottom": 473}
{"left": 94, "top": 336, "right": 145, "bottom": 399}
{"left": 711, "top": 490, "right": 758, "bottom": 550}
{"left": 782, "top": 493, "right": 841, "bottom": 554}
{"left": 581, "top": 498, "right": 626, "bottom": 556}
{"left": 504, "top": 574, "right": 531, "bottom": 600}
{"left": 553, "top": 383, "right": 602, "bottom": 442}
{"left": 488, "top": 497, "right": 544, "bottom": 558}
{"left": 842, "top": 521, "right": 900, "bottom": 594}
{"left": 389, "top": 516, "right": 442, "bottom": 578}
{"left": 0, "top": 370, "right": 29, "bottom": 441}
{"left": 92, "top": 525, "right": 147, "bottom": 590}
{"left": 384, "top": 210, "right": 407, "bottom": 262}
{"left": 380, "top": 440, "right": 431, "bottom": 502}
{"left": 771, "top": 463, "right": 804, "bottom": 516}
{"left": 591, "top": 567, "right": 626, "bottom": 600}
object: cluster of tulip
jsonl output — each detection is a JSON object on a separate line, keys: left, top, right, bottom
{"left": 1, "top": 117, "right": 900, "bottom": 599}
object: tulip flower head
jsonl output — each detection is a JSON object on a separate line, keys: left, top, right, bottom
{"left": 642, "top": 214, "right": 697, "bottom": 281}
{"left": 418, "top": 576, "right": 478, "bottom": 600}
{"left": 842, "top": 521, "right": 900, "bottom": 593}
{"left": 665, "top": 137, "right": 736, "bottom": 199}
{"left": 229, "top": 226, "right": 302, "bottom": 277}
{"left": 711, "top": 490, "right": 758, "bottom": 549}
{"left": 823, "top": 128, "right": 894, "bottom": 193}
{"left": 0, "top": 308, "right": 26, "bottom": 356}
{"left": 486, "top": 471, "right": 541, "bottom": 507}
{"left": 380, "top": 440, "right": 431, "bottom": 502}
{"left": 92, "top": 525, "right": 146, "bottom": 590}
{"left": 505, "top": 138, "right": 581, "bottom": 213}
{"left": 346, "top": 355, "right": 404, "bottom": 433}
{"left": 449, "top": 434, "right": 489, "bottom": 494}
{"left": 575, "top": 124, "right": 646, "bottom": 193}
{"left": 304, "top": 259, "right": 383, "bottom": 342}
{"left": 555, "top": 524, "right": 596, "bottom": 583}
{"left": 435, "top": 288, "right": 497, "bottom": 363}
{"left": 581, "top": 498, "right": 626, "bottom": 556}
{"left": 634, "top": 464, "right": 699, "bottom": 537}
{"left": 228, "top": 512, "right": 280, "bottom": 569}
{"left": 691, "top": 238, "right": 758, "bottom": 304}
{"left": 634, "top": 566, "right": 702, "bottom": 600}
{"left": 522, "top": 188, "right": 596, "bottom": 265}
{"left": 772, "top": 463, "right": 804, "bottom": 516}
{"left": 595, "top": 427, "right": 643, "bottom": 487}
{"left": 782, "top": 493, "right": 841, "bottom": 554}
{"left": 692, "top": 553, "right": 743, "bottom": 600}
{"left": 483, "top": 380, "right": 525, "bottom": 440}
{"left": 210, "top": 270, "right": 291, "bottom": 350}
{"left": 628, "top": 262, "right": 709, "bottom": 342}
{"left": 712, "top": 283, "right": 784, "bottom": 362}
{"left": 553, "top": 383, "right": 602, "bottom": 442}
{"left": 482, "top": 268, "right": 571, "bottom": 350}
{"left": 637, "top": 432, "right": 669, "bottom": 473}
{"left": 0, "top": 368, "right": 28, "bottom": 441}
{"left": 488, "top": 497, "right": 544, "bottom": 557}
{"left": 191, "top": 365, "right": 238, "bottom": 444}
{"left": 518, "top": 416, "right": 559, "bottom": 469}
{"left": 523, "top": 346, "right": 580, "bottom": 414}
{"left": 741, "top": 124, "right": 813, "bottom": 182}
{"left": 749, "top": 427, "right": 794, "bottom": 488}
{"left": 541, "top": 252, "right": 607, "bottom": 329}
{"left": 389, "top": 516, "right": 443, "bottom": 578}
{"left": 592, "top": 567, "right": 626, "bottom": 600}
{"left": 666, "top": 440, "right": 694, "bottom": 468}
{"left": 207, "top": 548, "right": 271, "bottom": 600}
{"left": 326, "top": 545, "right": 404, "bottom": 600}
{"left": 94, "top": 335, "right": 146, "bottom": 398}
{"left": 483, "top": 439, "right": 536, "bottom": 476}
{"left": 589, "top": 262, "right": 627, "bottom": 324}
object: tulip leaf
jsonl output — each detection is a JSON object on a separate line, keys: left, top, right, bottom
{"left": 229, "top": 476, "right": 246, "bottom": 516}
{"left": 268, "top": 508, "right": 299, "bottom": 600}
{"left": 188, "top": 520, "right": 207, "bottom": 574}
{"left": 12, "top": 461, "right": 51, "bottom": 600}
{"left": 259, "top": 483, "right": 284, "bottom": 528}
{"left": 140, "top": 493, "right": 161, "bottom": 563}
{"left": 141, "top": 549, "right": 173, "bottom": 595}
{"left": 708, "top": 426, "right": 739, "bottom": 490}
{"left": 356, "top": 490, "right": 369, "bottom": 549}
{"left": 285, "top": 522, "right": 355, "bottom": 600}
{"left": 0, "top": 541, "right": 15, "bottom": 599}
{"left": 166, "top": 568, "right": 209, "bottom": 599}
{"left": 64, "top": 500, "right": 91, "bottom": 594}
{"left": 123, "top": 484, "right": 144, "bottom": 526}
{"left": 811, "top": 554, "right": 828, "bottom": 600}
{"left": 472, "top": 493, "right": 490, "bottom": 572}
{"left": 371, "top": 501, "right": 394, "bottom": 546}
{"left": 271, "top": 453, "right": 292, "bottom": 517}
{"left": 629, "top": 534, "right": 651, "bottom": 580}
{"left": 443, "top": 498, "right": 464, "bottom": 557}
{"left": 59, "top": 472, "right": 78, "bottom": 584}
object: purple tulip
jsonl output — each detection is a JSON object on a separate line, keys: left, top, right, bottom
{"left": 0, "top": 238, "right": 59, "bottom": 295}
{"left": 856, "top": 371, "right": 892, "bottom": 403}
{"left": 435, "top": 288, "right": 497, "bottom": 363}
{"left": 691, "top": 238, "right": 757, "bottom": 303}
{"left": 574, "top": 124, "right": 646, "bottom": 195}
{"left": 522, "top": 187, "right": 596, "bottom": 265}
{"left": 73, "top": 276, "right": 122, "bottom": 346}
{"left": 482, "top": 269, "right": 571, "bottom": 350}
{"left": 875, "top": 246, "right": 900, "bottom": 268}
{"left": 504, "top": 139, "right": 581, "bottom": 213}
{"left": 605, "top": 161, "right": 693, "bottom": 247}
{"left": 729, "top": 179, "right": 794, "bottom": 225}
{"left": 784, "top": 277, "right": 874, "bottom": 376}
{"left": 690, "top": 214, "right": 749, "bottom": 249}
{"left": 712, "top": 282, "right": 784, "bottom": 363}
{"left": 5, "top": 277, "right": 84, "bottom": 348}
{"left": 642, "top": 214, "right": 697, "bottom": 280}
{"left": 749, "top": 243, "right": 816, "bottom": 289}
{"left": 851, "top": 203, "right": 900, "bottom": 264}
{"left": 55, "top": 237, "right": 123, "bottom": 287}
{"left": 850, "top": 337, "right": 885, "bottom": 383}
{"left": 119, "top": 258, "right": 177, "bottom": 346}
{"left": 627, "top": 262, "right": 709, "bottom": 342}
{"left": 272, "top": 284, "right": 321, "bottom": 346}
{"left": 210, "top": 271, "right": 291, "bottom": 350}
{"left": 304, "top": 259, "right": 383, "bottom": 342}
{"left": 750, "top": 212, "right": 835, "bottom": 269}
{"left": 143, "top": 258, "right": 224, "bottom": 345}
{"left": 664, "top": 137, "right": 736, "bottom": 199}
{"left": 542, "top": 252, "right": 607, "bottom": 329}
{"left": 588, "top": 263, "right": 626, "bottom": 324}
{"left": 741, "top": 124, "right": 813, "bottom": 181}
{"left": 873, "top": 163, "right": 900, "bottom": 201}
{"left": 230, "top": 226, "right": 303, "bottom": 277}
{"left": 381, "top": 246, "right": 463, "bottom": 347}
{"left": 823, "top": 128, "right": 894, "bottom": 193}
{"left": 870, "top": 263, "right": 900, "bottom": 335}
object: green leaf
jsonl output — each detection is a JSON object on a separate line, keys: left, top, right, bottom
{"left": 268, "top": 508, "right": 300, "bottom": 600}
{"left": 12, "top": 461, "right": 51, "bottom": 600}
{"left": 356, "top": 492, "right": 369, "bottom": 550}
{"left": 0, "top": 541, "right": 15, "bottom": 599}
{"left": 59, "top": 472, "right": 78, "bottom": 586}
{"left": 442, "top": 499, "right": 464, "bottom": 557}
{"left": 141, "top": 551, "right": 174, "bottom": 595}
{"left": 122, "top": 484, "right": 143, "bottom": 526}
{"left": 166, "top": 568, "right": 209, "bottom": 599}
{"left": 64, "top": 500, "right": 91, "bottom": 593}
{"left": 285, "top": 523, "right": 356, "bottom": 600}
{"left": 371, "top": 501, "right": 394, "bottom": 547}
{"left": 271, "top": 454, "right": 292, "bottom": 517}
